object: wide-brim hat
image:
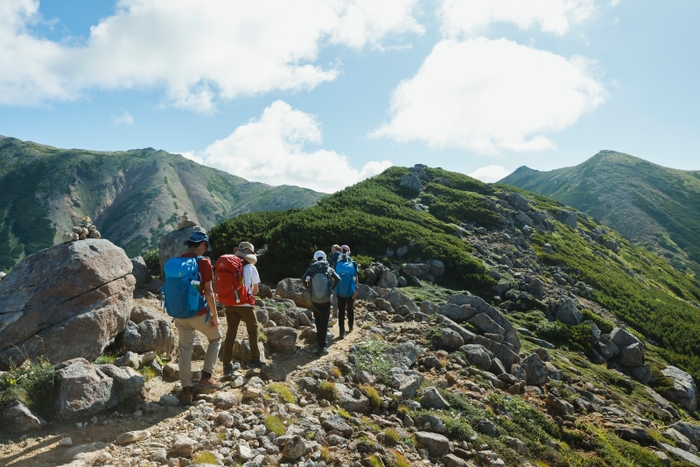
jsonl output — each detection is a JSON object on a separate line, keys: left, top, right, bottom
{"left": 235, "top": 241, "right": 257, "bottom": 265}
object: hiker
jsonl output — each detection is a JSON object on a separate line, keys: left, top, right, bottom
{"left": 301, "top": 250, "right": 340, "bottom": 355}
{"left": 334, "top": 245, "right": 359, "bottom": 339}
{"left": 217, "top": 241, "right": 265, "bottom": 373}
{"left": 168, "top": 231, "right": 221, "bottom": 404}
{"left": 328, "top": 244, "right": 341, "bottom": 268}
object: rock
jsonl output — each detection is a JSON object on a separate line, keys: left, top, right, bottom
{"left": 414, "top": 431, "right": 452, "bottom": 457}
{"left": 0, "top": 400, "right": 46, "bottom": 433}
{"left": 97, "top": 364, "right": 144, "bottom": 405}
{"left": 427, "top": 259, "right": 446, "bottom": 278}
{"left": 614, "top": 424, "right": 652, "bottom": 444}
{"left": 275, "top": 278, "right": 313, "bottom": 310}
{"left": 322, "top": 414, "right": 354, "bottom": 438}
{"left": 527, "top": 278, "right": 545, "bottom": 298}
{"left": 0, "top": 239, "right": 135, "bottom": 369}
{"left": 114, "top": 351, "right": 140, "bottom": 369}
{"left": 414, "top": 413, "right": 447, "bottom": 433}
{"left": 665, "top": 428, "right": 696, "bottom": 453}
{"left": 469, "top": 313, "right": 505, "bottom": 336}
{"left": 263, "top": 326, "right": 297, "bottom": 354}
{"left": 420, "top": 387, "right": 451, "bottom": 410}
{"left": 596, "top": 337, "right": 620, "bottom": 359}
{"left": 609, "top": 328, "right": 641, "bottom": 349}
{"left": 212, "top": 392, "right": 239, "bottom": 410}
{"left": 460, "top": 344, "right": 492, "bottom": 371}
{"left": 356, "top": 284, "right": 379, "bottom": 301}
{"left": 336, "top": 383, "right": 370, "bottom": 413}
{"left": 477, "top": 418, "right": 497, "bottom": 437}
{"left": 660, "top": 443, "right": 700, "bottom": 467}
{"left": 436, "top": 315, "right": 476, "bottom": 344}
{"left": 354, "top": 370, "right": 375, "bottom": 385}
{"left": 555, "top": 298, "right": 582, "bottom": 325}
{"left": 435, "top": 328, "right": 464, "bottom": 352}
{"left": 521, "top": 353, "right": 548, "bottom": 386}
{"left": 54, "top": 358, "right": 114, "bottom": 421}
{"left": 282, "top": 435, "right": 307, "bottom": 461}
{"left": 121, "top": 318, "right": 174, "bottom": 355}
{"left": 631, "top": 364, "right": 653, "bottom": 385}
{"left": 378, "top": 270, "right": 399, "bottom": 288}
{"left": 400, "top": 173, "right": 422, "bottom": 194}
{"left": 472, "top": 336, "right": 520, "bottom": 372}
{"left": 391, "top": 368, "right": 424, "bottom": 399}
{"left": 662, "top": 366, "right": 698, "bottom": 412}
{"left": 159, "top": 394, "right": 180, "bottom": 406}
{"left": 545, "top": 394, "right": 574, "bottom": 415}
{"left": 671, "top": 422, "right": 700, "bottom": 450}
{"left": 157, "top": 225, "right": 205, "bottom": 277}
{"left": 130, "top": 256, "right": 151, "bottom": 285}
{"left": 115, "top": 430, "right": 150, "bottom": 445}
{"left": 402, "top": 263, "right": 430, "bottom": 277}
{"left": 442, "top": 454, "right": 470, "bottom": 467}
{"left": 261, "top": 362, "right": 289, "bottom": 382}
{"left": 168, "top": 436, "right": 197, "bottom": 458}
{"left": 437, "top": 303, "right": 476, "bottom": 322}
{"left": 129, "top": 305, "right": 163, "bottom": 324}
{"left": 620, "top": 342, "right": 645, "bottom": 367}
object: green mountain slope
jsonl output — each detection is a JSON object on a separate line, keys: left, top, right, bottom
{"left": 0, "top": 135, "right": 323, "bottom": 271}
{"left": 500, "top": 150, "right": 700, "bottom": 276}
{"left": 211, "top": 165, "right": 700, "bottom": 382}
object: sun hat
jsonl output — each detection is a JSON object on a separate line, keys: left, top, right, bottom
{"left": 314, "top": 250, "right": 327, "bottom": 261}
{"left": 184, "top": 231, "right": 211, "bottom": 251}
{"left": 340, "top": 245, "right": 350, "bottom": 254}
{"left": 234, "top": 241, "right": 257, "bottom": 265}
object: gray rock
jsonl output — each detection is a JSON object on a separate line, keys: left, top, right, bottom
{"left": 414, "top": 413, "right": 447, "bottom": 433}
{"left": 427, "top": 259, "right": 446, "bottom": 278}
{"left": 261, "top": 362, "right": 288, "bottom": 382}
{"left": 97, "top": 364, "right": 144, "bottom": 405}
{"left": 414, "top": 431, "right": 452, "bottom": 457}
{"left": 620, "top": 342, "right": 645, "bottom": 367}
{"left": 436, "top": 315, "right": 476, "bottom": 344}
{"left": 400, "top": 173, "right": 422, "bottom": 194}
{"left": 378, "top": 270, "right": 399, "bottom": 288}
{"left": 460, "top": 344, "right": 492, "bottom": 371}
{"left": 54, "top": 358, "right": 114, "bottom": 421}
{"left": 596, "top": 336, "right": 620, "bottom": 359}
{"left": 212, "top": 392, "right": 239, "bottom": 410}
{"left": 420, "top": 300, "right": 438, "bottom": 315}
{"left": 115, "top": 430, "right": 150, "bottom": 445}
{"left": 281, "top": 435, "right": 307, "bottom": 461}
{"left": 263, "top": 326, "right": 297, "bottom": 354}
{"left": 157, "top": 225, "right": 204, "bottom": 276}
{"left": 168, "top": 435, "right": 197, "bottom": 458}
{"left": 469, "top": 313, "right": 505, "bottom": 336}
{"left": 129, "top": 305, "right": 162, "bottom": 324}
{"left": 0, "top": 239, "right": 135, "bottom": 369}
{"left": 322, "top": 414, "right": 354, "bottom": 437}
{"left": 130, "top": 256, "right": 151, "bottom": 285}
{"left": 472, "top": 336, "right": 520, "bottom": 372}
{"left": 402, "top": 263, "right": 430, "bottom": 277}
{"left": 476, "top": 418, "right": 497, "bottom": 436}
{"left": 555, "top": 298, "right": 582, "bottom": 325}
{"left": 442, "top": 454, "right": 470, "bottom": 467}
{"left": 0, "top": 401, "right": 46, "bottom": 433}
{"left": 420, "top": 387, "right": 450, "bottom": 410}
{"left": 662, "top": 366, "right": 698, "bottom": 412}
{"left": 121, "top": 318, "right": 174, "bottom": 355}
{"left": 275, "top": 278, "right": 313, "bottom": 309}
{"left": 545, "top": 394, "right": 574, "bottom": 415}
{"left": 609, "top": 328, "right": 641, "bottom": 349}
{"left": 671, "top": 422, "right": 700, "bottom": 450}
{"left": 356, "top": 284, "right": 379, "bottom": 301}
{"left": 114, "top": 351, "right": 140, "bottom": 369}
{"left": 435, "top": 328, "right": 464, "bottom": 352}
{"left": 527, "top": 278, "right": 545, "bottom": 298}
{"left": 613, "top": 424, "right": 652, "bottom": 444}
{"left": 436, "top": 303, "right": 477, "bottom": 322}
{"left": 660, "top": 443, "right": 700, "bottom": 467}
{"left": 521, "top": 353, "right": 548, "bottom": 386}
{"left": 391, "top": 368, "right": 424, "bottom": 399}
{"left": 336, "top": 383, "right": 370, "bottom": 413}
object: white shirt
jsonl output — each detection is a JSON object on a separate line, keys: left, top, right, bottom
{"left": 243, "top": 264, "right": 260, "bottom": 295}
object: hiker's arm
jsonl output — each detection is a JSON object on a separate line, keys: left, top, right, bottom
{"left": 203, "top": 281, "right": 219, "bottom": 328}
{"left": 252, "top": 283, "right": 259, "bottom": 295}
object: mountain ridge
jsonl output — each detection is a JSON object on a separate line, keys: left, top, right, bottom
{"left": 0, "top": 135, "right": 324, "bottom": 271}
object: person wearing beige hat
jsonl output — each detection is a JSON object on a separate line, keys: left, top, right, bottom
{"left": 221, "top": 241, "right": 265, "bottom": 374}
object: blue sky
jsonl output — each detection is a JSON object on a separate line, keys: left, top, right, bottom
{"left": 0, "top": 0, "right": 698, "bottom": 193}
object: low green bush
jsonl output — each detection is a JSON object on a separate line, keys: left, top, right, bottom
{"left": 0, "top": 358, "right": 56, "bottom": 419}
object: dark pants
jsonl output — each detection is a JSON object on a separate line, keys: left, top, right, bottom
{"left": 222, "top": 306, "right": 261, "bottom": 365}
{"left": 338, "top": 296, "right": 354, "bottom": 333}
{"left": 312, "top": 301, "right": 331, "bottom": 349}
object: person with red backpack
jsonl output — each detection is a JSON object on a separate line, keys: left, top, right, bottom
{"left": 165, "top": 231, "right": 221, "bottom": 405}
{"left": 216, "top": 241, "right": 265, "bottom": 375}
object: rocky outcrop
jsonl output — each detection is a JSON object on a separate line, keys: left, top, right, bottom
{"left": 0, "top": 239, "right": 135, "bottom": 369}
{"left": 662, "top": 366, "right": 698, "bottom": 412}
{"left": 157, "top": 225, "right": 205, "bottom": 277}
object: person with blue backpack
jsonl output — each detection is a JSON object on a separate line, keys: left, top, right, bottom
{"left": 162, "top": 231, "right": 221, "bottom": 404}
{"left": 334, "top": 245, "right": 359, "bottom": 339}
{"left": 301, "top": 250, "right": 340, "bottom": 355}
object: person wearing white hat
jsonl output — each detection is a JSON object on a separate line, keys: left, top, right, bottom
{"left": 301, "top": 250, "right": 340, "bottom": 355}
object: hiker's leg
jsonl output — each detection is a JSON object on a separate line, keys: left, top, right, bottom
{"left": 222, "top": 307, "right": 242, "bottom": 366}
{"left": 347, "top": 298, "right": 355, "bottom": 331}
{"left": 315, "top": 303, "right": 330, "bottom": 348}
{"left": 189, "top": 313, "right": 222, "bottom": 377}
{"left": 176, "top": 317, "right": 195, "bottom": 388}
{"left": 337, "top": 297, "right": 347, "bottom": 334}
{"left": 240, "top": 307, "right": 261, "bottom": 361}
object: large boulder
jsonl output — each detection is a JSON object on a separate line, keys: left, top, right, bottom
{"left": 555, "top": 298, "right": 583, "bottom": 325}
{"left": 0, "top": 239, "right": 135, "bottom": 369}
{"left": 263, "top": 326, "right": 297, "bottom": 354}
{"left": 275, "top": 278, "right": 312, "bottom": 310}
{"left": 121, "top": 318, "right": 174, "bottom": 355}
{"left": 662, "top": 366, "right": 698, "bottom": 412}
{"left": 157, "top": 225, "right": 205, "bottom": 278}
{"left": 0, "top": 401, "right": 46, "bottom": 433}
{"left": 54, "top": 358, "right": 114, "bottom": 421}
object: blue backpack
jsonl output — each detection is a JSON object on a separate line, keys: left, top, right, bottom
{"left": 162, "top": 255, "right": 207, "bottom": 320}
{"left": 335, "top": 260, "right": 357, "bottom": 298}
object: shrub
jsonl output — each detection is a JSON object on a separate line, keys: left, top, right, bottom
{"left": 94, "top": 353, "right": 117, "bottom": 365}
{"left": 142, "top": 248, "right": 160, "bottom": 271}
{"left": 320, "top": 446, "right": 331, "bottom": 462}
{"left": 266, "top": 383, "right": 295, "bottom": 404}
{"left": 264, "top": 415, "right": 286, "bottom": 436}
{"left": 535, "top": 320, "right": 595, "bottom": 352}
{"left": 0, "top": 358, "right": 56, "bottom": 419}
{"left": 336, "top": 408, "right": 352, "bottom": 419}
{"left": 383, "top": 428, "right": 399, "bottom": 446}
{"left": 192, "top": 451, "right": 218, "bottom": 465}
{"left": 330, "top": 367, "right": 342, "bottom": 379}
{"left": 318, "top": 381, "right": 338, "bottom": 401}
{"left": 360, "top": 384, "right": 381, "bottom": 411}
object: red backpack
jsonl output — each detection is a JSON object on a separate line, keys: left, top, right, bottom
{"left": 215, "top": 255, "right": 255, "bottom": 306}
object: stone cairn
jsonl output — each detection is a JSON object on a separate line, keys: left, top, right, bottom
{"left": 62, "top": 216, "right": 102, "bottom": 243}
{"left": 177, "top": 213, "right": 197, "bottom": 230}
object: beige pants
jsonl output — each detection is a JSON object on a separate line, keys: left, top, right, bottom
{"left": 175, "top": 313, "right": 222, "bottom": 388}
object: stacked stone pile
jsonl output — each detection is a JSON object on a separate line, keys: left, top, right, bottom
{"left": 62, "top": 216, "right": 101, "bottom": 243}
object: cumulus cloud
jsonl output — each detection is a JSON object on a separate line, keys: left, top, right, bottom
{"left": 439, "top": 0, "right": 597, "bottom": 37}
{"left": 372, "top": 38, "right": 607, "bottom": 153}
{"left": 112, "top": 110, "right": 134, "bottom": 125}
{"left": 469, "top": 165, "right": 512, "bottom": 183}
{"left": 192, "top": 100, "right": 392, "bottom": 193}
{"left": 0, "top": 0, "right": 423, "bottom": 110}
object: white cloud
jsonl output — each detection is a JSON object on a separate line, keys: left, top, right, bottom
{"left": 372, "top": 38, "right": 607, "bottom": 154}
{"left": 112, "top": 110, "right": 134, "bottom": 125}
{"left": 195, "top": 100, "right": 392, "bottom": 193}
{"left": 0, "top": 0, "right": 423, "bottom": 111}
{"left": 469, "top": 165, "right": 512, "bottom": 183}
{"left": 439, "top": 0, "right": 597, "bottom": 37}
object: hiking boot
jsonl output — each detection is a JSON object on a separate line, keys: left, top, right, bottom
{"left": 349, "top": 325, "right": 353, "bottom": 332}
{"left": 317, "top": 347, "right": 329, "bottom": 356}
{"left": 222, "top": 362, "right": 241, "bottom": 378}
{"left": 179, "top": 387, "right": 193, "bottom": 405}
{"left": 198, "top": 377, "right": 222, "bottom": 389}
{"left": 338, "top": 331, "right": 346, "bottom": 340}
{"left": 249, "top": 360, "right": 267, "bottom": 369}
